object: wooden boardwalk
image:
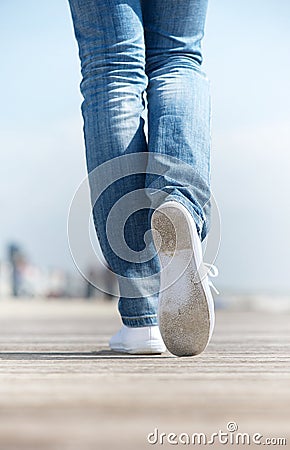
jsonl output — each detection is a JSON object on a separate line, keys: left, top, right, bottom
{"left": 0, "top": 299, "right": 289, "bottom": 450}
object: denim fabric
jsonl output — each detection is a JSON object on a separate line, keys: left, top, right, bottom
{"left": 68, "top": 0, "right": 211, "bottom": 327}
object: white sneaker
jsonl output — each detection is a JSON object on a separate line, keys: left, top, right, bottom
{"left": 151, "top": 200, "right": 218, "bottom": 357}
{"left": 109, "top": 324, "right": 166, "bottom": 354}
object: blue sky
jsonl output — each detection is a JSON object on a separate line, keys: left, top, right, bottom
{"left": 1, "top": 0, "right": 290, "bottom": 294}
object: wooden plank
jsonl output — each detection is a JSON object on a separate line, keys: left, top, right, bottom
{"left": 0, "top": 299, "right": 289, "bottom": 449}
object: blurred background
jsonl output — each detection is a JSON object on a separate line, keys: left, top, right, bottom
{"left": 0, "top": 0, "right": 290, "bottom": 306}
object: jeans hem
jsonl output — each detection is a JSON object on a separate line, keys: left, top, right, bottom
{"left": 121, "top": 314, "right": 158, "bottom": 327}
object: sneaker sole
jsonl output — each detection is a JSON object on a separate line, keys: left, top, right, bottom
{"left": 151, "top": 201, "right": 214, "bottom": 357}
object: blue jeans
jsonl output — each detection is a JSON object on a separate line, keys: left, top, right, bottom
{"left": 68, "top": 0, "right": 211, "bottom": 327}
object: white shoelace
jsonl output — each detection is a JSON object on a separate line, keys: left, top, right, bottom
{"left": 204, "top": 263, "right": 219, "bottom": 295}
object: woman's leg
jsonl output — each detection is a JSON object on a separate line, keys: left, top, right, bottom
{"left": 141, "top": 0, "right": 216, "bottom": 356}
{"left": 68, "top": 0, "right": 160, "bottom": 327}
{"left": 142, "top": 0, "right": 211, "bottom": 241}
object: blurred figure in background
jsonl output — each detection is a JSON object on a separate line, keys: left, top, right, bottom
{"left": 8, "top": 243, "right": 25, "bottom": 297}
{"left": 85, "top": 263, "right": 117, "bottom": 301}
